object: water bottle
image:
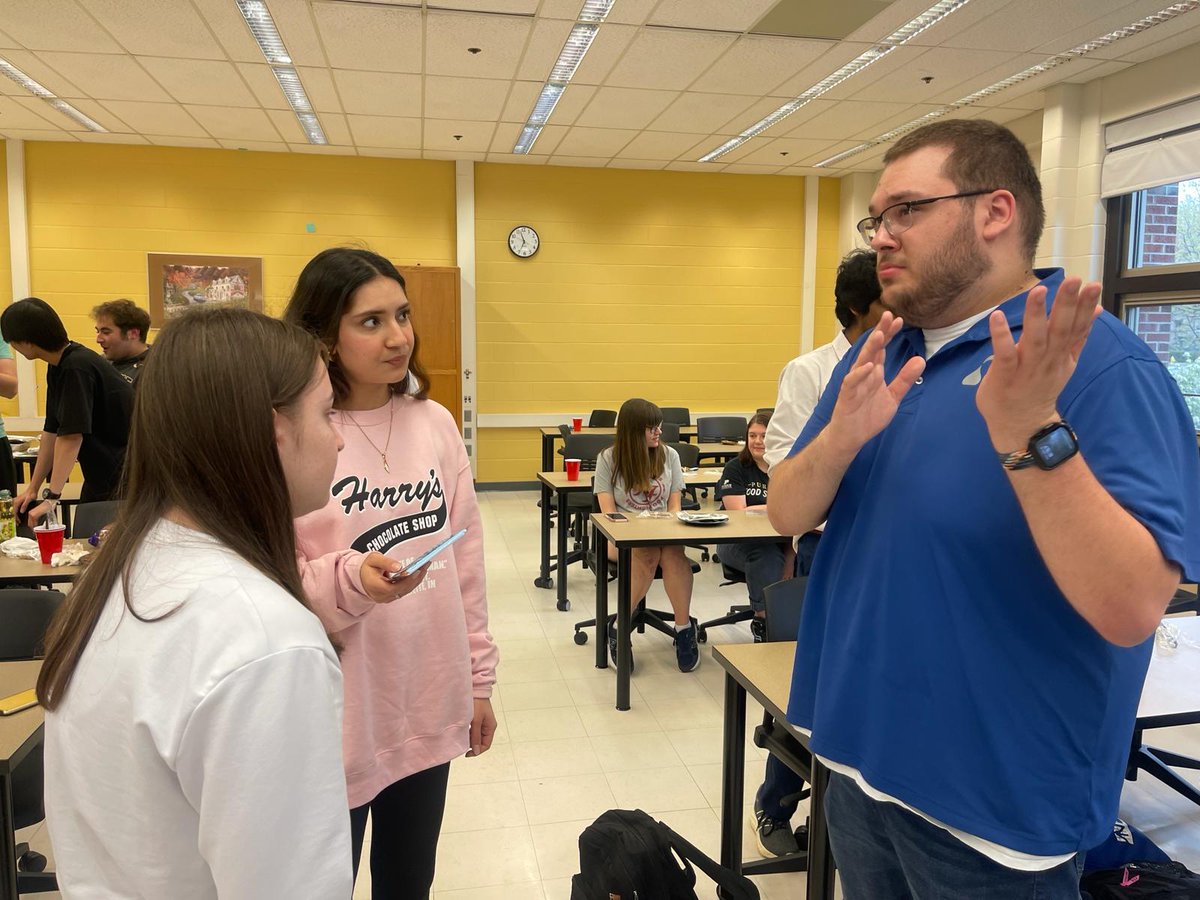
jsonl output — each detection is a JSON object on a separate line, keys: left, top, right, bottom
{"left": 0, "top": 490, "right": 14, "bottom": 541}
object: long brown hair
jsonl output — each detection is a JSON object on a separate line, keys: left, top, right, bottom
{"left": 282, "top": 246, "right": 430, "bottom": 405}
{"left": 37, "top": 307, "right": 324, "bottom": 710}
{"left": 611, "top": 398, "right": 664, "bottom": 494}
{"left": 737, "top": 413, "right": 771, "bottom": 466}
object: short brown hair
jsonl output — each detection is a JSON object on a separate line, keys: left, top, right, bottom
{"left": 883, "top": 119, "right": 1044, "bottom": 262}
{"left": 93, "top": 298, "right": 151, "bottom": 342}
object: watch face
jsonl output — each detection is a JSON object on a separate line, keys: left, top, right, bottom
{"left": 1032, "top": 424, "right": 1078, "bottom": 469}
{"left": 508, "top": 225, "right": 539, "bottom": 258}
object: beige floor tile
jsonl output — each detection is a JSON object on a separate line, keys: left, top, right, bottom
{"left": 512, "top": 737, "right": 603, "bottom": 780}
{"left": 520, "top": 772, "right": 617, "bottom": 826}
{"left": 504, "top": 706, "right": 587, "bottom": 742}
{"left": 500, "top": 656, "right": 565, "bottom": 685}
{"left": 448, "top": 742, "right": 519, "bottom": 786}
{"left": 441, "top": 779, "right": 527, "bottom": 832}
{"left": 588, "top": 731, "right": 683, "bottom": 773}
{"left": 564, "top": 675, "right": 642, "bottom": 707}
{"left": 666, "top": 727, "right": 726, "bottom": 766}
{"left": 436, "top": 883, "right": 546, "bottom": 900}
{"left": 646, "top": 694, "right": 724, "bottom": 732}
{"left": 576, "top": 701, "right": 663, "bottom": 737}
{"left": 502, "top": 679, "right": 575, "bottom": 711}
{"left": 540, "top": 877, "right": 575, "bottom": 898}
{"left": 529, "top": 817, "right": 593, "bottom": 881}
{"left": 606, "top": 766, "right": 707, "bottom": 813}
{"left": 433, "top": 826, "right": 540, "bottom": 893}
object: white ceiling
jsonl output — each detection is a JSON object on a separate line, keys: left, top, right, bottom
{"left": 0, "top": 0, "right": 1198, "bottom": 175}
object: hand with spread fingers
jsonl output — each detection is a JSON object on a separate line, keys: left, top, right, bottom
{"left": 976, "top": 276, "right": 1102, "bottom": 453}
{"left": 825, "top": 310, "right": 926, "bottom": 457}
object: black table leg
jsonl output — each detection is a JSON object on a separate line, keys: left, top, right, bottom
{"left": 616, "top": 546, "right": 632, "bottom": 710}
{"left": 594, "top": 529, "right": 608, "bottom": 669}
{"left": 555, "top": 489, "right": 570, "bottom": 611}
{"left": 719, "top": 671, "right": 747, "bottom": 876}
{"left": 1, "top": 771, "right": 17, "bottom": 900}
{"left": 807, "top": 760, "right": 836, "bottom": 900}
{"left": 541, "top": 433, "right": 555, "bottom": 472}
{"left": 534, "top": 481, "right": 553, "bottom": 590}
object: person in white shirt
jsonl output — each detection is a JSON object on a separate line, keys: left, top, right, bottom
{"left": 37, "top": 307, "right": 354, "bottom": 900}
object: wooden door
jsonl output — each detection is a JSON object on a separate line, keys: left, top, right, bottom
{"left": 398, "top": 266, "right": 462, "bottom": 430}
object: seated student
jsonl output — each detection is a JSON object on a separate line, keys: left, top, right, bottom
{"left": 595, "top": 397, "right": 699, "bottom": 672}
{"left": 93, "top": 298, "right": 152, "bottom": 385}
{"left": 715, "top": 412, "right": 793, "bottom": 643}
{"left": 36, "top": 307, "right": 353, "bottom": 898}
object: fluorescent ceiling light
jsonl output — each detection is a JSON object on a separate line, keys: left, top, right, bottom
{"left": 235, "top": 0, "right": 327, "bottom": 144}
{"left": 813, "top": 0, "right": 1200, "bottom": 168}
{"left": 0, "top": 58, "right": 107, "bottom": 132}
{"left": 513, "top": 0, "right": 616, "bottom": 154}
{"left": 699, "top": 0, "right": 972, "bottom": 163}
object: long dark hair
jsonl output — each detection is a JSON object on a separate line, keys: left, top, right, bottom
{"left": 283, "top": 247, "right": 430, "bottom": 405}
{"left": 737, "top": 413, "right": 771, "bottom": 466}
{"left": 37, "top": 308, "right": 324, "bottom": 710}
{"left": 611, "top": 398, "right": 664, "bottom": 494}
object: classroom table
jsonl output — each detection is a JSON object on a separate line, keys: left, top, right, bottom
{"left": 589, "top": 507, "right": 789, "bottom": 710}
{"left": 533, "top": 468, "right": 725, "bottom": 608}
{"left": 0, "top": 540, "right": 89, "bottom": 586}
{"left": 712, "top": 641, "right": 834, "bottom": 900}
{"left": 0, "top": 660, "right": 44, "bottom": 900}
{"left": 539, "top": 425, "right": 699, "bottom": 470}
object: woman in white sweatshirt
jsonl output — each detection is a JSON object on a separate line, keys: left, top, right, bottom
{"left": 285, "top": 247, "right": 498, "bottom": 900}
{"left": 38, "top": 308, "right": 353, "bottom": 899}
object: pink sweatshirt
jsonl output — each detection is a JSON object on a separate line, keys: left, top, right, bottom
{"left": 295, "top": 395, "right": 498, "bottom": 808}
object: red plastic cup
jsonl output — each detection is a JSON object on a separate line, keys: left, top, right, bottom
{"left": 34, "top": 523, "right": 66, "bottom": 565}
{"left": 571, "top": 416, "right": 583, "bottom": 432}
{"left": 565, "top": 458, "right": 581, "bottom": 481}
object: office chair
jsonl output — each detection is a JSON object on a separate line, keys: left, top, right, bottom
{"left": 554, "top": 434, "right": 615, "bottom": 581}
{"left": 70, "top": 500, "right": 119, "bottom": 540}
{"left": 658, "top": 422, "right": 681, "bottom": 443}
{"left": 697, "top": 415, "right": 748, "bottom": 442}
{"left": 588, "top": 409, "right": 617, "bottom": 427}
{"left": 1, "top": 587, "right": 65, "bottom": 893}
{"left": 667, "top": 441, "right": 712, "bottom": 563}
{"left": 697, "top": 562, "right": 755, "bottom": 643}
{"left": 660, "top": 407, "right": 691, "bottom": 426}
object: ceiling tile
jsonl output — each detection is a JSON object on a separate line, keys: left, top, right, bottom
{"left": 346, "top": 115, "right": 422, "bottom": 148}
{"left": 217, "top": 140, "right": 290, "bottom": 152}
{"left": 288, "top": 143, "right": 358, "bottom": 155}
{"left": 484, "top": 152, "right": 549, "bottom": 164}
{"left": 845, "top": 0, "right": 989, "bottom": 46}
{"left": 0, "top": 29, "right": 19, "bottom": 49}
{"left": 544, "top": 84, "right": 596, "bottom": 126}
{"left": 797, "top": 139, "right": 868, "bottom": 167}
{"left": 515, "top": 17, "right": 573, "bottom": 81}
{"left": 925, "top": 52, "right": 1047, "bottom": 106}
{"left": 267, "top": 0, "right": 328, "bottom": 67}
{"left": 782, "top": 99, "right": 934, "bottom": 140}
{"left": 74, "top": 132, "right": 149, "bottom": 144}
{"left": 83, "top": 0, "right": 225, "bottom": 59}
{"left": 648, "top": 0, "right": 781, "bottom": 33}
{"left": 0, "top": 49, "right": 86, "bottom": 97}
{"left": 423, "top": 119, "right": 494, "bottom": 152}
{"left": 45, "top": 96, "right": 132, "bottom": 133}
{"left": 615, "top": 130, "right": 708, "bottom": 161}
{"left": 500, "top": 81, "right": 542, "bottom": 122}
{"left": 184, "top": 105, "right": 283, "bottom": 141}
{"left": 333, "top": 70, "right": 421, "bottom": 117}
{"left": 425, "top": 11, "right": 532, "bottom": 78}
{"left": 139, "top": 58, "right": 259, "bottom": 107}
{"left": 489, "top": 122, "right": 566, "bottom": 154}
{"left": 649, "top": 92, "right": 758, "bottom": 134}
{"left": 843, "top": 46, "right": 1021, "bottom": 104}
{"left": 436, "top": 0, "right": 539, "bottom": 13}
{"left": 571, "top": 24, "right": 638, "bottom": 84}
{"left": 310, "top": 112, "right": 352, "bottom": 145}
{"left": 604, "top": 29, "right": 737, "bottom": 91}
{"left": 722, "top": 164, "right": 788, "bottom": 175}
{"left": 0, "top": 96, "right": 58, "bottom": 130}
{"left": 1102, "top": 20, "right": 1200, "bottom": 65}
{"left": 311, "top": 2, "right": 421, "bottom": 73}
{"left": 0, "top": 0, "right": 122, "bottom": 53}
{"left": 425, "top": 76, "right": 511, "bottom": 120}
{"left": 1033, "top": 0, "right": 1198, "bottom": 58}
{"left": 691, "top": 35, "right": 832, "bottom": 95}
{"left": 266, "top": 108, "right": 308, "bottom": 143}
{"left": 552, "top": 126, "right": 638, "bottom": 156}
{"left": 547, "top": 155, "right": 610, "bottom": 167}
{"left": 573, "top": 87, "right": 677, "bottom": 130}
{"left": 664, "top": 161, "right": 722, "bottom": 172}
{"left": 732, "top": 136, "right": 839, "bottom": 167}
{"left": 539, "top": 0, "right": 657, "bottom": 25}
{"left": 424, "top": 149, "right": 486, "bottom": 161}
{"left": 715, "top": 95, "right": 801, "bottom": 136}
{"left": 190, "top": 0, "right": 265, "bottom": 63}
{"left": 606, "top": 159, "right": 666, "bottom": 169}
{"left": 355, "top": 147, "right": 421, "bottom": 159}
{"left": 238, "top": 64, "right": 290, "bottom": 111}
{"left": 97, "top": 100, "right": 209, "bottom": 137}
{"left": 145, "top": 135, "right": 221, "bottom": 148}
{"left": 771, "top": 41, "right": 875, "bottom": 97}
{"left": 294, "top": 67, "right": 343, "bottom": 113}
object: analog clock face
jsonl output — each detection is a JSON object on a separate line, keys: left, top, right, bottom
{"left": 508, "top": 225, "right": 539, "bottom": 258}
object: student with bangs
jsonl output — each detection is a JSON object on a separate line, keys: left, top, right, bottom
{"left": 594, "top": 397, "right": 699, "bottom": 672}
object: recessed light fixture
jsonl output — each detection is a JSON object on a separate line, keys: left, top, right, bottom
{"left": 812, "top": 0, "right": 1200, "bottom": 168}
{"left": 513, "top": 0, "right": 618, "bottom": 153}
{"left": 0, "top": 59, "right": 107, "bottom": 132}
{"left": 235, "top": 0, "right": 327, "bottom": 145}
{"left": 698, "top": 0, "right": 972, "bottom": 163}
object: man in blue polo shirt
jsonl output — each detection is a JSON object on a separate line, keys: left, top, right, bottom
{"left": 768, "top": 118, "right": 1200, "bottom": 898}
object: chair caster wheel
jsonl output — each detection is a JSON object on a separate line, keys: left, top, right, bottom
{"left": 18, "top": 850, "right": 47, "bottom": 872}
{"left": 557, "top": 599, "right": 571, "bottom": 612}
{"left": 697, "top": 628, "right": 708, "bottom": 644}
{"left": 534, "top": 576, "right": 553, "bottom": 589}
{"left": 574, "top": 631, "right": 588, "bottom": 645}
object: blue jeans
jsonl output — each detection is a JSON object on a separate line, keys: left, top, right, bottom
{"left": 824, "top": 772, "right": 1085, "bottom": 900}
{"left": 717, "top": 540, "right": 786, "bottom": 611}
{"left": 756, "top": 754, "right": 806, "bottom": 822}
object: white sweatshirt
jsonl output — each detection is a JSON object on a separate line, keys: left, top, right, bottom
{"left": 44, "top": 519, "right": 352, "bottom": 900}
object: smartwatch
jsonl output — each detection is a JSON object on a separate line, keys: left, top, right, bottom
{"left": 997, "top": 420, "right": 1079, "bottom": 471}
{"left": 41, "top": 488, "right": 62, "bottom": 501}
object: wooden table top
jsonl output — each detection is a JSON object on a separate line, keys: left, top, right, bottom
{"left": 590, "top": 506, "right": 786, "bottom": 547}
{"left": 0, "top": 660, "right": 43, "bottom": 773}
{"left": 537, "top": 468, "right": 726, "bottom": 491}
{"left": 712, "top": 641, "right": 796, "bottom": 723}
{"left": 0, "top": 539, "right": 90, "bottom": 583}
{"left": 541, "top": 425, "right": 698, "bottom": 437}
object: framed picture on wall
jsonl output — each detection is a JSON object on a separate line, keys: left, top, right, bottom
{"left": 147, "top": 253, "right": 264, "bottom": 326}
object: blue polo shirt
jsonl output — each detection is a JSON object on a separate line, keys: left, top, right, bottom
{"left": 786, "top": 268, "right": 1200, "bottom": 855}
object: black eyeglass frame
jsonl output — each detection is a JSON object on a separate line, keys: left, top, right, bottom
{"left": 856, "top": 189, "right": 999, "bottom": 242}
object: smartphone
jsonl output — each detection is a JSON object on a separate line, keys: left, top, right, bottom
{"left": 605, "top": 513, "right": 628, "bottom": 522}
{"left": 0, "top": 688, "right": 37, "bottom": 716}
{"left": 385, "top": 528, "right": 468, "bottom": 582}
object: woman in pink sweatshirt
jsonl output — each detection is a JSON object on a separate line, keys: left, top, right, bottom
{"left": 285, "top": 247, "right": 499, "bottom": 900}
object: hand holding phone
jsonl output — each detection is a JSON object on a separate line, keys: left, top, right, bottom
{"left": 385, "top": 528, "right": 468, "bottom": 582}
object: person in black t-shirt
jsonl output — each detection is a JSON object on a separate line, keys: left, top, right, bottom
{"left": 715, "top": 412, "right": 792, "bottom": 638}
{"left": 93, "top": 299, "right": 152, "bottom": 386}
{"left": 1, "top": 297, "right": 133, "bottom": 524}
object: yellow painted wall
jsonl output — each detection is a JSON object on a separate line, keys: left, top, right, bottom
{"left": 813, "top": 177, "right": 843, "bottom": 347}
{"left": 474, "top": 164, "right": 807, "bottom": 482}
{"left": 0, "top": 142, "right": 14, "bottom": 421}
{"left": 22, "top": 142, "right": 455, "bottom": 414}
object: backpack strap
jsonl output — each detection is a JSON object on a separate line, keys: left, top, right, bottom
{"left": 657, "top": 820, "right": 761, "bottom": 900}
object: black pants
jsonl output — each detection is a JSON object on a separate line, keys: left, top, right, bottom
{"left": 349, "top": 762, "right": 451, "bottom": 900}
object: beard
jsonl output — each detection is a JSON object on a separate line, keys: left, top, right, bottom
{"left": 881, "top": 215, "right": 992, "bottom": 328}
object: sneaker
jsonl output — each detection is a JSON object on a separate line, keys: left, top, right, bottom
{"left": 754, "top": 806, "right": 800, "bottom": 858}
{"left": 750, "top": 616, "right": 767, "bottom": 643}
{"left": 607, "top": 623, "right": 634, "bottom": 673}
{"left": 674, "top": 622, "right": 700, "bottom": 672}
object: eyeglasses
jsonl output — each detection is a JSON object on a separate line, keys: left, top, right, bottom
{"left": 856, "top": 189, "right": 998, "bottom": 243}
{"left": 646, "top": 424, "right": 663, "bottom": 434}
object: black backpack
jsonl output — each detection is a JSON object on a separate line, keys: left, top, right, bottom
{"left": 570, "top": 808, "right": 759, "bottom": 900}
{"left": 1081, "top": 860, "right": 1200, "bottom": 899}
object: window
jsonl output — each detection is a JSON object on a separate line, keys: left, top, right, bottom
{"left": 1127, "top": 178, "right": 1200, "bottom": 269}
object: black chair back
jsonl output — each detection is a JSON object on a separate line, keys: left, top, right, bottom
{"left": 697, "top": 415, "right": 748, "bottom": 442}
{"left": 659, "top": 422, "right": 681, "bottom": 443}
{"left": 71, "top": 500, "right": 120, "bottom": 540}
{"left": 660, "top": 407, "right": 690, "bottom": 426}
{"left": 0, "top": 588, "right": 65, "bottom": 661}
{"left": 763, "top": 576, "right": 807, "bottom": 643}
{"left": 588, "top": 409, "right": 617, "bottom": 427}
{"left": 560, "top": 434, "right": 615, "bottom": 471}
{"left": 667, "top": 441, "right": 699, "bottom": 469}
